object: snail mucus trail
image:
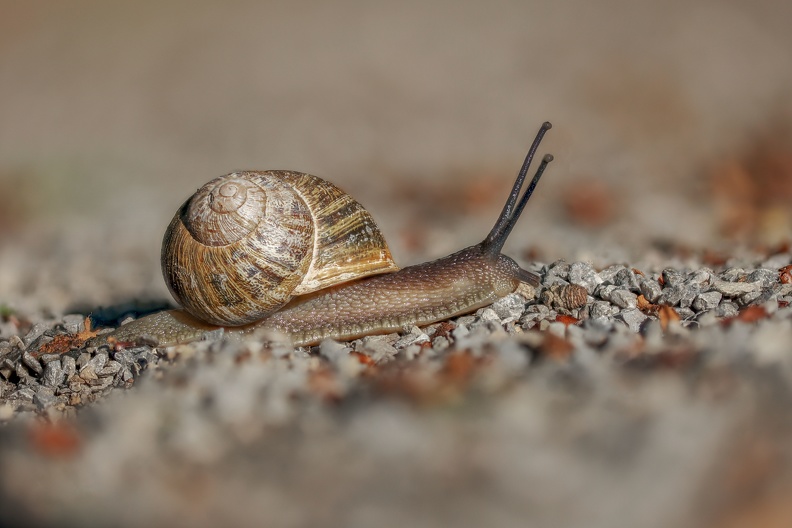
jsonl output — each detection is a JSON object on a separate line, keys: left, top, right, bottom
{"left": 91, "top": 122, "right": 554, "bottom": 348}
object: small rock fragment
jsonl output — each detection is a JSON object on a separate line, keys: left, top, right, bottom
{"left": 617, "top": 309, "right": 647, "bottom": 333}
{"left": 22, "top": 351, "right": 43, "bottom": 376}
{"left": 692, "top": 291, "right": 722, "bottom": 312}
{"left": 33, "top": 386, "right": 57, "bottom": 410}
{"left": 62, "top": 355, "right": 76, "bottom": 381}
{"left": 685, "top": 268, "right": 713, "bottom": 289}
{"left": 711, "top": 279, "right": 762, "bottom": 298}
{"left": 394, "top": 327, "right": 430, "bottom": 349}
{"left": 43, "top": 360, "right": 65, "bottom": 389}
{"left": 544, "top": 260, "right": 571, "bottom": 283}
{"left": 490, "top": 294, "right": 527, "bottom": 322}
{"left": 716, "top": 301, "right": 739, "bottom": 318}
{"left": 62, "top": 314, "right": 87, "bottom": 334}
{"left": 477, "top": 308, "right": 502, "bottom": 325}
{"left": 662, "top": 268, "right": 684, "bottom": 286}
{"left": 589, "top": 301, "right": 616, "bottom": 319}
{"left": 569, "top": 262, "right": 601, "bottom": 294}
{"left": 746, "top": 269, "right": 777, "bottom": 289}
{"left": 22, "top": 323, "right": 48, "bottom": 348}
{"left": 357, "top": 336, "right": 398, "bottom": 363}
{"left": 432, "top": 335, "right": 450, "bottom": 351}
{"left": 639, "top": 279, "right": 663, "bottom": 303}
{"left": 609, "top": 289, "right": 638, "bottom": 309}
{"left": 659, "top": 285, "right": 685, "bottom": 307}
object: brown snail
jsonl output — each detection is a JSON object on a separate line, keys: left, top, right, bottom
{"left": 94, "top": 122, "right": 554, "bottom": 347}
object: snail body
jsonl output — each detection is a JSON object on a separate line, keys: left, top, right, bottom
{"left": 96, "top": 123, "right": 554, "bottom": 347}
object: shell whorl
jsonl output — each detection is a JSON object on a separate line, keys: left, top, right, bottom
{"left": 161, "top": 171, "right": 398, "bottom": 326}
{"left": 183, "top": 175, "right": 267, "bottom": 246}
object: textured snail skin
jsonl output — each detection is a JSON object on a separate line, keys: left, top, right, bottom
{"left": 258, "top": 245, "right": 525, "bottom": 345}
{"left": 91, "top": 245, "right": 529, "bottom": 347}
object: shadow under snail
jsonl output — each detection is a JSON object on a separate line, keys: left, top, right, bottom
{"left": 91, "top": 122, "right": 554, "bottom": 348}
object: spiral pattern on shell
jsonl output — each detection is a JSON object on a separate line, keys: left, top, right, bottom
{"left": 161, "top": 171, "right": 398, "bottom": 326}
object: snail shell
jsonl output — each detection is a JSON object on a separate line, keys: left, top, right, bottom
{"left": 161, "top": 170, "right": 398, "bottom": 326}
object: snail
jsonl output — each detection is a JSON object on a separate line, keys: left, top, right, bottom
{"left": 92, "top": 122, "right": 554, "bottom": 348}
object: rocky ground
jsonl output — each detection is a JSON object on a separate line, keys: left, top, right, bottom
{"left": 3, "top": 1, "right": 792, "bottom": 527}
{"left": 3, "top": 252, "right": 792, "bottom": 527}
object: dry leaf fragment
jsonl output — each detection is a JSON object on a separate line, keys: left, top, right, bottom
{"left": 637, "top": 294, "right": 656, "bottom": 313}
{"left": 432, "top": 321, "right": 457, "bottom": 340}
{"left": 737, "top": 305, "right": 769, "bottom": 323}
{"left": 350, "top": 351, "right": 376, "bottom": 366}
{"left": 779, "top": 265, "right": 792, "bottom": 284}
{"left": 442, "top": 352, "right": 477, "bottom": 384}
{"left": 657, "top": 305, "right": 681, "bottom": 331}
{"left": 721, "top": 305, "right": 770, "bottom": 327}
{"left": 34, "top": 317, "right": 100, "bottom": 356}
{"left": 308, "top": 366, "right": 345, "bottom": 402}
{"left": 538, "top": 333, "right": 574, "bottom": 361}
{"left": 28, "top": 422, "right": 82, "bottom": 458}
{"left": 554, "top": 314, "right": 580, "bottom": 326}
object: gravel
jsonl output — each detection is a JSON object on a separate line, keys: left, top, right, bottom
{"left": 1, "top": 255, "right": 792, "bottom": 528}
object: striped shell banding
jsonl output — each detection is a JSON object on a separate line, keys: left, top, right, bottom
{"left": 162, "top": 171, "right": 398, "bottom": 326}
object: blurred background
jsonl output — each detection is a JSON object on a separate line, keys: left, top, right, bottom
{"left": 3, "top": 3, "right": 792, "bottom": 528}
{"left": 2, "top": 0, "right": 792, "bottom": 316}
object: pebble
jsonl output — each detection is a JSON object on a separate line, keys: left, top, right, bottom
{"left": 613, "top": 268, "right": 641, "bottom": 292}
{"left": 569, "top": 262, "right": 601, "bottom": 294}
{"left": 662, "top": 268, "right": 684, "bottom": 286}
{"left": 43, "top": 360, "right": 65, "bottom": 389}
{"left": 319, "top": 340, "right": 350, "bottom": 362}
{"left": 21, "top": 351, "right": 43, "bottom": 376}
{"left": 678, "top": 287, "right": 698, "bottom": 309}
{"left": 716, "top": 301, "right": 739, "bottom": 318}
{"left": 490, "top": 294, "right": 527, "bottom": 322}
{"left": 432, "top": 336, "right": 450, "bottom": 352}
{"left": 62, "top": 314, "right": 87, "bottom": 334}
{"left": 477, "top": 308, "right": 502, "bottom": 325}
{"left": 659, "top": 286, "right": 684, "bottom": 307}
{"left": 544, "top": 260, "right": 570, "bottom": 283}
{"left": 595, "top": 284, "right": 617, "bottom": 302}
{"left": 15, "top": 362, "right": 33, "bottom": 383}
{"left": 618, "top": 309, "right": 648, "bottom": 333}
{"left": 746, "top": 269, "right": 777, "bottom": 288}
{"left": 711, "top": 278, "right": 761, "bottom": 297}
{"left": 685, "top": 268, "right": 713, "bottom": 289}
{"left": 22, "top": 323, "right": 48, "bottom": 348}
{"left": 589, "top": 301, "right": 617, "bottom": 319}
{"left": 99, "top": 361, "right": 122, "bottom": 377}
{"left": 394, "top": 326, "right": 430, "bottom": 349}
{"left": 692, "top": 291, "right": 722, "bottom": 311}
{"left": 33, "top": 386, "right": 57, "bottom": 410}
{"left": 357, "top": 336, "right": 398, "bottom": 363}
{"left": 639, "top": 278, "right": 663, "bottom": 303}
{"left": 609, "top": 289, "right": 637, "bottom": 309}
{"left": 62, "top": 355, "right": 76, "bottom": 381}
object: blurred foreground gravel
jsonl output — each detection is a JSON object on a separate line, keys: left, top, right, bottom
{"left": 2, "top": 251, "right": 792, "bottom": 528}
